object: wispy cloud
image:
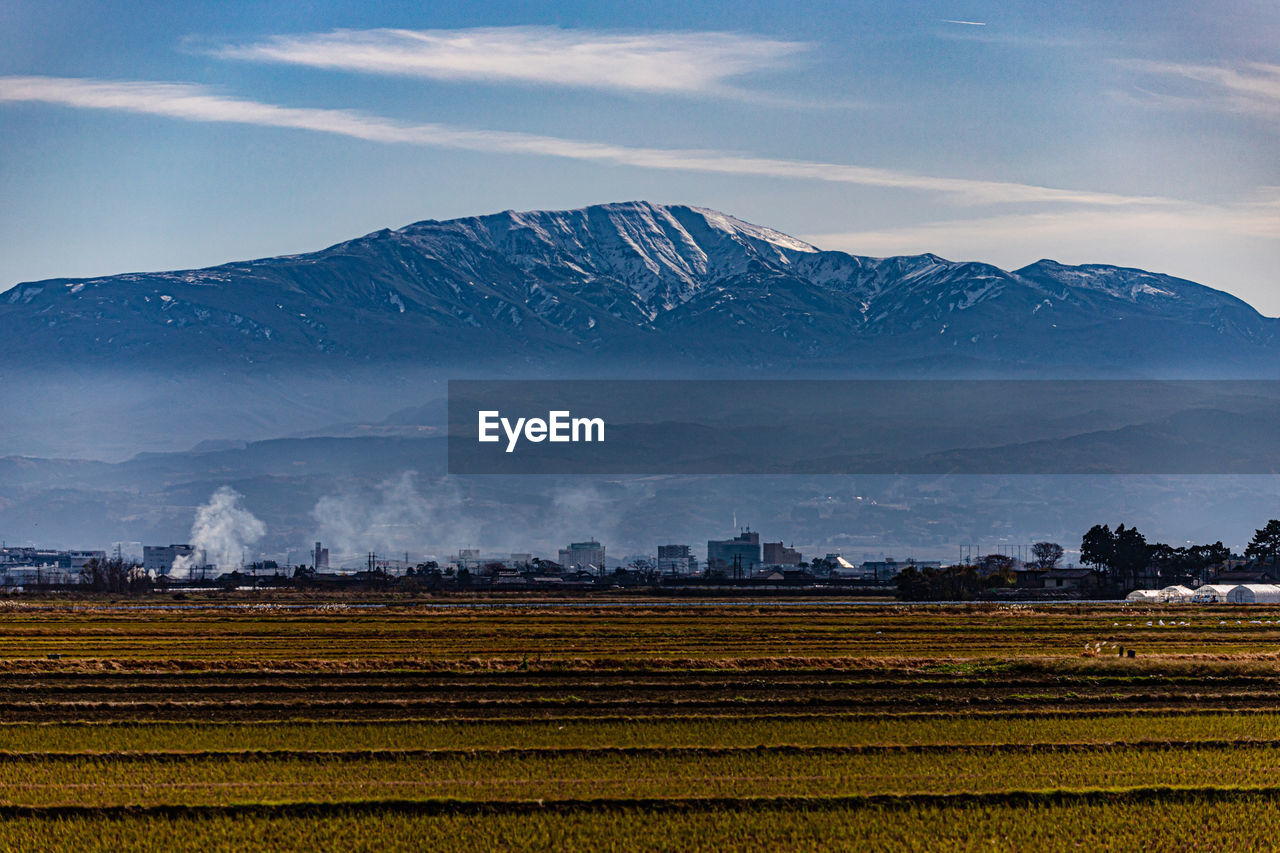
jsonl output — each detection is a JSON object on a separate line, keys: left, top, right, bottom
{"left": 206, "top": 27, "right": 806, "bottom": 98}
{"left": 932, "top": 25, "right": 1090, "bottom": 50}
{"left": 809, "top": 202, "right": 1280, "bottom": 251}
{"left": 0, "top": 75, "right": 1180, "bottom": 207}
{"left": 1118, "top": 59, "right": 1280, "bottom": 119}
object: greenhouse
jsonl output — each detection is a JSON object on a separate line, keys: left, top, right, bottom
{"left": 1159, "top": 585, "right": 1196, "bottom": 603}
{"left": 1190, "top": 584, "right": 1240, "bottom": 603}
{"left": 1125, "top": 589, "right": 1162, "bottom": 602}
{"left": 1226, "top": 584, "right": 1280, "bottom": 604}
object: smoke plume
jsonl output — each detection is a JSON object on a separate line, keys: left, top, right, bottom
{"left": 171, "top": 486, "right": 266, "bottom": 576}
{"left": 313, "top": 472, "right": 485, "bottom": 562}
{"left": 311, "top": 472, "right": 664, "bottom": 564}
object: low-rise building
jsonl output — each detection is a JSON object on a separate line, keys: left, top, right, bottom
{"left": 861, "top": 559, "right": 942, "bottom": 582}
{"left": 143, "top": 544, "right": 195, "bottom": 576}
{"left": 0, "top": 547, "right": 105, "bottom": 569}
{"left": 1040, "top": 568, "right": 1103, "bottom": 592}
{"left": 763, "top": 542, "right": 802, "bottom": 566}
{"left": 1213, "top": 568, "right": 1278, "bottom": 584}
{"left": 0, "top": 564, "right": 78, "bottom": 586}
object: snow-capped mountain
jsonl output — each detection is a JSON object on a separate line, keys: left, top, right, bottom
{"left": 3, "top": 200, "right": 1275, "bottom": 374}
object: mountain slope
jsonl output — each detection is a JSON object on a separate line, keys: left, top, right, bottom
{"left": 3, "top": 200, "right": 1276, "bottom": 373}
{"left": 2, "top": 200, "right": 1278, "bottom": 460}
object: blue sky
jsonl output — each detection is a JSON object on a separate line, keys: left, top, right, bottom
{"left": 2, "top": 1, "right": 1278, "bottom": 310}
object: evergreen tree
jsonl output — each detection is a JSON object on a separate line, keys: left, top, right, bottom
{"left": 1246, "top": 520, "right": 1280, "bottom": 565}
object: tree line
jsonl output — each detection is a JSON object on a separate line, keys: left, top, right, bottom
{"left": 897, "top": 520, "right": 1280, "bottom": 601}
{"left": 1080, "top": 518, "right": 1280, "bottom": 591}
{"left": 896, "top": 545, "right": 1062, "bottom": 601}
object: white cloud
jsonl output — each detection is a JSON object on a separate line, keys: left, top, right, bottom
{"left": 208, "top": 27, "right": 806, "bottom": 97}
{"left": 0, "top": 75, "right": 1181, "bottom": 207}
{"left": 810, "top": 198, "right": 1280, "bottom": 248}
{"left": 1118, "top": 59, "right": 1280, "bottom": 119}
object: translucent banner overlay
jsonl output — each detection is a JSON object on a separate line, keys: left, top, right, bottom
{"left": 447, "top": 380, "right": 1280, "bottom": 475}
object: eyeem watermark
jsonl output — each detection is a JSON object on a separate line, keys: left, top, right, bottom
{"left": 478, "top": 410, "right": 605, "bottom": 453}
{"left": 450, "top": 379, "right": 1280, "bottom": 474}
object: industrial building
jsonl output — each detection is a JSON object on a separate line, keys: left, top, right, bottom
{"left": 707, "top": 530, "right": 761, "bottom": 575}
{"left": 142, "top": 544, "right": 197, "bottom": 576}
{"left": 0, "top": 546, "right": 106, "bottom": 587}
{"left": 657, "top": 544, "right": 697, "bottom": 575}
{"left": 558, "top": 540, "right": 605, "bottom": 572}
{"left": 0, "top": 547, "right": 105, "bottom": 570}
{"left": 763, "top": 541, "right": 802, "bottom": 566}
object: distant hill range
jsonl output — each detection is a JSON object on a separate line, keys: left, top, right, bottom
{"left": 3, "top": 201, "right": 1279, "bottom": 552}
{"left": 1, "top": 200, "right": 1278, "bottom": 461}
{"left": 3, "top": 200, "right": 1275, "bottom": 373}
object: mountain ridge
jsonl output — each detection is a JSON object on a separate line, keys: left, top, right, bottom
{"left": 2, "top": 200, "right": 1278, "bottom": 459}
{"left": 3, "top": 200, "right": 1274, "bottom": 373}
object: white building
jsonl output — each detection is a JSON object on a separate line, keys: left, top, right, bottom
{"left": 0, "top": 565, "right": 77, "bottom": 587}
{"left": 559, "top": 540, "right": 605, "bottom": 572}
{"left": 142, "top": 544, "right": 195, "bottom": 576}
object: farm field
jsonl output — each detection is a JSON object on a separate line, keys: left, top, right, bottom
{"left": 3, "top": 598, "right": 1280, "bottom": 850}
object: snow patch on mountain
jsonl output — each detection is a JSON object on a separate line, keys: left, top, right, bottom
{"left": 2, "top": 201, "right": 1275, "bottom": 372}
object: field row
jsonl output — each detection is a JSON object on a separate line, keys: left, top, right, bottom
{"left": 14, "top": 668, "right": 1280, "bottom": 684}
{"left": 0, "top": 604, "right": 1276, "bottom": 663}
{"left": 0, "top": 743, "right": 1278, "bottom": 805}
{"left": 0, "top": 790, "right": 1271, "bottom": 852}
{"left": 4, "top": 710, "right": 1280, "bottom": 752}
{"left": 0, "top": 602, "right": 1276, "bottom": 850}
{"left": 14, "top": 694, "right": 1280, "bottom": 722}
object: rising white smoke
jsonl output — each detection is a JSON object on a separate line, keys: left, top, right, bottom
{"left": 311, "top": 472, "right": 659, "bottom": 564}
{"left": 313, "top": 472, "right": 483, "bottom": 560}
{"left": 171, "top": 486, "right": 266, "bottom": 576}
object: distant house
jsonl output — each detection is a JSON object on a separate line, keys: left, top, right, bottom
{"left": 1014, "top": 568, "right": 1047, "bottom": 589}
{"left": 1213, "top": 568, "right": 1277, "bottom": 584}
{"left": 753, "top": 568, "right": 816, "bottom": 584}
{"left": 490, "top": 570, "right": 527, "bottom": 586}
{"left": 1040, "top": 568, "right": 1103, "bottom": 592}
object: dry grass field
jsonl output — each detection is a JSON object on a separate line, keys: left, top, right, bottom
{"left": 1, "top": 596, "right": 1279, "bottom": 849}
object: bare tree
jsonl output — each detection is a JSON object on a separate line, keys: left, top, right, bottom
{"left": 1031, "top": 542, "right": 1064, "bottom": 570}
{"left": 79, "top": 557, "right": 147, "bottom": 593}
